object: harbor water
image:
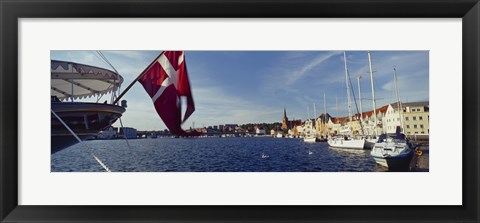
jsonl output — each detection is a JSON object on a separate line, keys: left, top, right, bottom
{"left": 51, "top": 137, "right": 424, "bottom": 172}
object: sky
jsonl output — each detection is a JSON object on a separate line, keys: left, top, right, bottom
{"left": 51, "top": 51, "right": 429, "bottom": 131}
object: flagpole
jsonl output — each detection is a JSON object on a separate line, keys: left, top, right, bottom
{"left": 113, "top": 51, "right": 164, "bottom": 105}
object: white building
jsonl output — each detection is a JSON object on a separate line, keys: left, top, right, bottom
{"left": 119, "top": 127, "right": 137, "bottom": 139}
{"left": 255, "top": 127, "right": 266, "bottom": 135}
{"left": 97, "top": 126, "right": 117, "bottom": 139}
{"left": 382, "top": 102, "right": 429, "bottom": 135}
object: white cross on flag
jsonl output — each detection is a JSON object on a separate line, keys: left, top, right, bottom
{"left": 138, "top": 51, "right": 195, "bottom": 136}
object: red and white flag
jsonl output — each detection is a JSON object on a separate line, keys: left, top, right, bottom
{"left": 138, "top": 51, "right": 195, "bottom": 136}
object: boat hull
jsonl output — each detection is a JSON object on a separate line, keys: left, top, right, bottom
{"left": 364, "top": 140, "right": 376, "bottom": 149}
{"left": 51, "top": 102, "right": 125, "bottom": 154}
{"left": 328, "top": 138, "right": 365, "bottom": 149}
{"left": 371, "top": 151, "right": 414, "bottom": 171}
{"left": 303, "top": 137, "right": 318, "bottom": 143}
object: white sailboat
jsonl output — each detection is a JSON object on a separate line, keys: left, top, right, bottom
{"left": 328, "top": 51, "right": 365, "bottom": 149}
{"left": 370, "top": 66, "right": 416, "bottom": 170}
{"left": 304, "top": 105, "right": 318, "bottom": 143}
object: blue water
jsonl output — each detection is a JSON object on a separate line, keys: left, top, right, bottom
{"left": 51, "top": 137, "right": 389, "bottom": 172}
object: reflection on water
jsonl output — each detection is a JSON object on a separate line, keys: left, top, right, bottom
{"left": 52, "top": 137, "right": 391, "bottom": 172}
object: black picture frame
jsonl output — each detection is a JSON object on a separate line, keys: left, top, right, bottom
{"left": 1, "top": 0, "right": 478, "bottom": 222}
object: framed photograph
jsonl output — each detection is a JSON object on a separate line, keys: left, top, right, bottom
{"left": 1, "top": 0, "right": 479, "bottom": 222}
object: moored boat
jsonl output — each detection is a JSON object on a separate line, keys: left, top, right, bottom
{"left": 303, "top": 135, "right": 318, "bottom": 143}
{"left": 327, "top": 52, "right": 366, "bottom": 149}
{"left": 370, "top": 133, "right": 416, "bottom": 170}
{"left": 51, "top": 60, "right": 126, "bottom": 153}
{"left": 370, "top": 66, "right": 415, "bottom": 171}
{"left": 327, "top": 135, "right": 365, "bottom": 149}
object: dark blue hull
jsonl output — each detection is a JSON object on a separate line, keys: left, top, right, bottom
{"left": 51, "top": 102, "right": 125, "bottom": 154}
{"left": 372, "top": 150, "right": 414, "bottom": 171}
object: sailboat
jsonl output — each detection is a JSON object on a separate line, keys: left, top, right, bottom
{"left": 303, "top": 121, "right": 318, "bottom": 143}
{"left": 317, "top": 92, "right": 329, "bottom": 142}
{"left": 327, "top": 52, "right": 365, "bottom": 149}
{"left": 303, "top": 105, "right": 318, "bottom": 143}
{"left": 370, "top": 66, "right": 416, "bottom": 170}
{"left": 51, "top": 59, "right": 126, "bottom": 153}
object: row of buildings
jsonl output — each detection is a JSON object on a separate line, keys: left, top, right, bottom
{"left": 97, "top": 126, "right": 138, "bottom": 139}
{"left": 282, "top": 101, "right": 429, "bottom": 137}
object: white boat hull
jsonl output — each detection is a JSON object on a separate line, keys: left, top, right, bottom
{"left": 303, "top": 137, "right": 317, "bottom": 143}
{"left": 370, "top": 136, "right": 416, "bottom": 171}
{"left": 328, "top": 137, "right": 365, "bottom": 149}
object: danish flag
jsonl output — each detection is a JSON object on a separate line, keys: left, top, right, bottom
{"left": 138, "top": 51, "right": 195, "bottom": 136}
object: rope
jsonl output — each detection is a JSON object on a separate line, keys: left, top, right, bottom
{"left": 51, "top": 109, "right": 111, "bottom": 172}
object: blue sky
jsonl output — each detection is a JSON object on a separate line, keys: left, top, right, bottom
{"left": 51, "top": 51, "right": 429, "bottom": 131}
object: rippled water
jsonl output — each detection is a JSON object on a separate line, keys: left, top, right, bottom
{"left": 51, "top": 137, "right": 389, "bottom": 172}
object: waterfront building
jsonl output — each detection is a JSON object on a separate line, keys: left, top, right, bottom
{"left": 97, "top": 126, "right": 117, "bottom": 139}
{"left": 327, "top": 117, "right": 347, "bottom": 134}
{"left": 354, "top": 105, "right": 389, "bottom": 135}
{"left": 255, "top": 127, "right": 266, "bottom": 135}
{"left": 279, "top": 108, "right": 302, "bottom": 135}
{"left": 382, "top": 102, "right": 429, "bottom": 135}
{"left": 224, "top": 124, "right": 238, "bottom": 132}
{"left": 295, "top": 125, "right": 304, "bottom": 136}
{"left": 119, "top": 127, "right": 137, "bottom": 139}
{"left": 326, "top": 105, "right": 388, "bottom": 135}
{"left": 315, "top": 113, "right": 332, "bottom": 136}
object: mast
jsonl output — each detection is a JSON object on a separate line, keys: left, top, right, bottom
{"left": 313, "top": 103, "right": 317, "bottom": 131}
{"left": 393, "top": 67, "right": 404, "bottom": 132}
{"left": 307, "top": 106, "right": 310, "bottom": 120}
{"left": 336, "top": 96, "right": 338, "bottom": 118}
{"left": 368, "top": 51, "right": 378, "bottom": 136}
{"left": 323, "top": 92, "right": 327, "bottom": 122}
{"left": 323, "top": 92, "right": 327, "bottom": 135}
{"left": 343, "top": 51, "right": 351, "bottom": 123}
{"left": 357, "top": 76, "right": 363, "bottom": 119}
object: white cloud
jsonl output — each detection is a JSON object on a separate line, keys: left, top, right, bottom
{"left": 262, "top": 51, "right": 343, "bottom": 94}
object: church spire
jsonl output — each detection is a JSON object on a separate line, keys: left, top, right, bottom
{"left": 282, "top": 107, "right": 288, "bottom": 130}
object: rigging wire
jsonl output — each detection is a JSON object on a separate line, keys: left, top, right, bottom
{"left": 118, "top": 117, "right": 140, "bottom": 171}
{"left": 51, "top": 109, "right": 111, "bottom": 172}
{"left": 95, "top": 51, "right": 120, "bottom": 104}
{"left": 94, "top": 50, "right": 140, "bottom": 171}
{"left": 96, "top": 50, "right": 138, "bottom": 171}
{"left": 347, "top": 69, "right": 365, "bottom": 136}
